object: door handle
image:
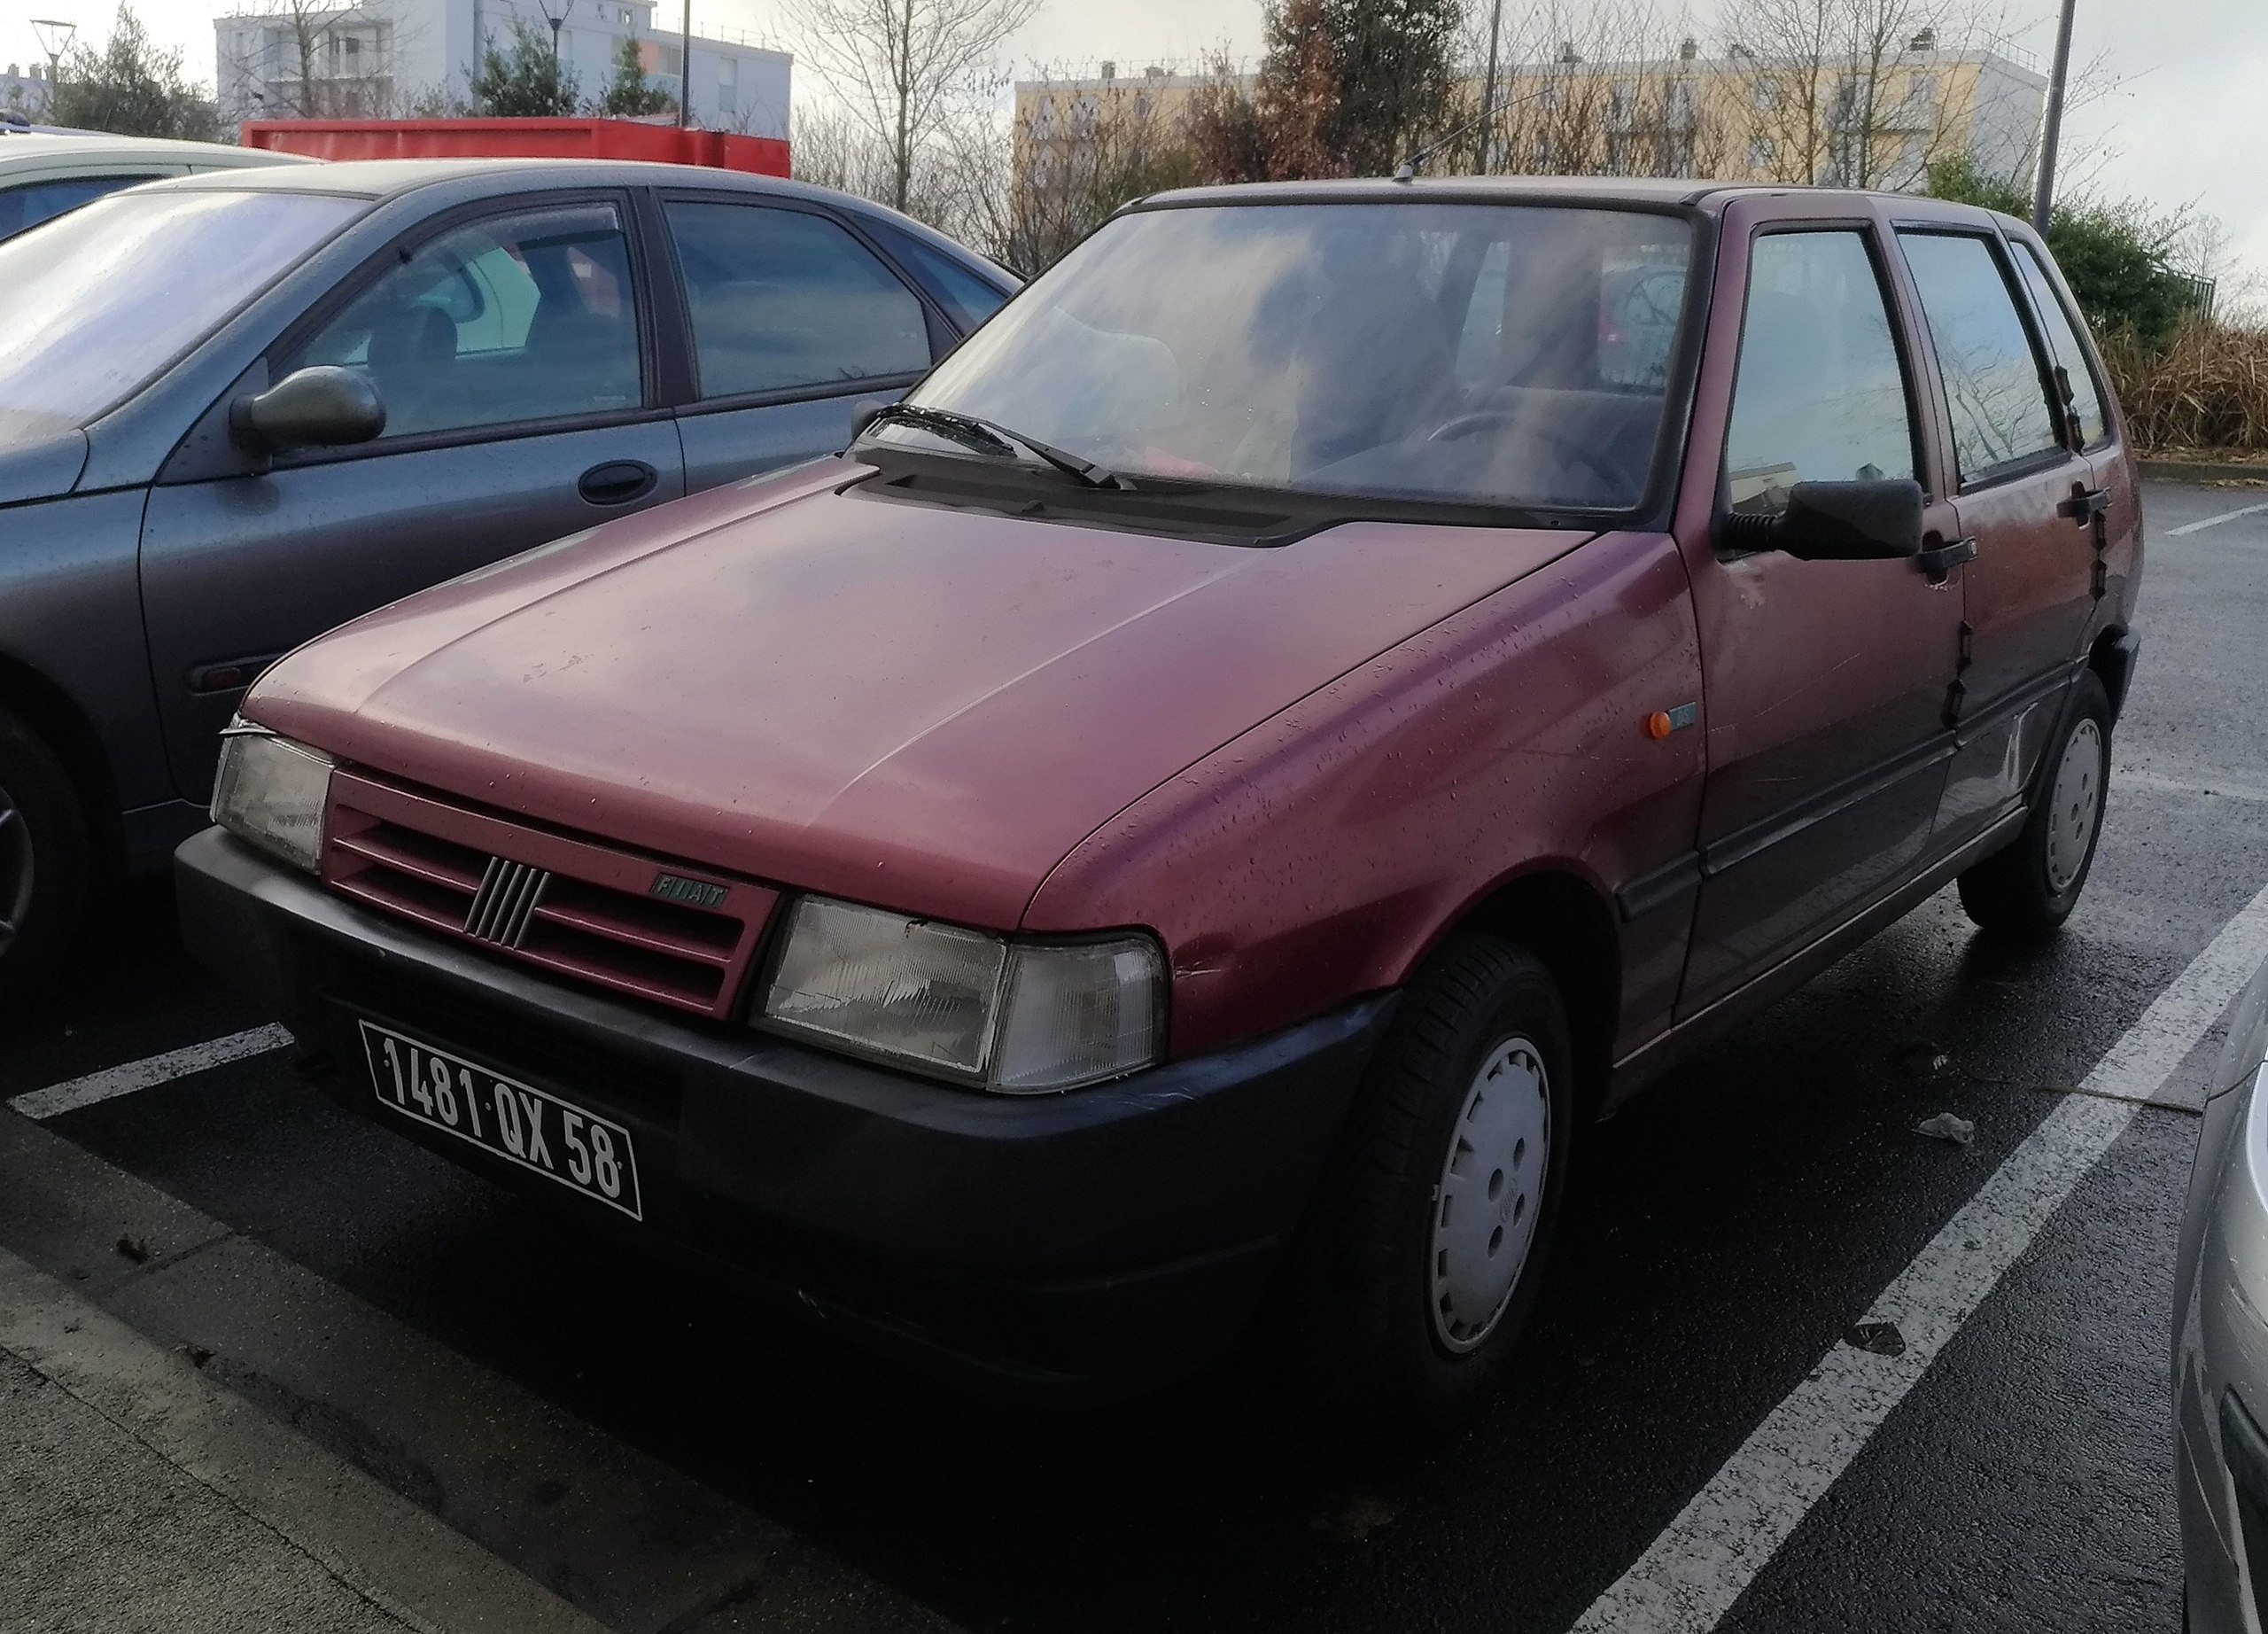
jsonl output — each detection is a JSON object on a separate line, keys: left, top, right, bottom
{"left": 2057, "top": 486, "right": 2110, "bottom": 524}
{"left": 578, "top": 460, "right": 658, "bottom": 507}
{"left": 1915, "top": 536, "right": 1977, "bottom": 585}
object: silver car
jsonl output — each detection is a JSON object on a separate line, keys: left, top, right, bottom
{"left": 2176, "top": 955, "right": 2268, "bottom": 1630}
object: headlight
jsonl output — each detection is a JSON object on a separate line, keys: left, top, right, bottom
{"left": 210, "top": 721, "right": 334, "bottom": 874}
{"left": 758, "top": 895, "right": 1165, "bottom": 1093}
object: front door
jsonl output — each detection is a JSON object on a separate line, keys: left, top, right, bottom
{"left": 140, "top": 195, "right": 686, "bottom": 798}
{"left": 655, "top": 195, "right": 938, "bottom": 492}
{"left": 1893, "top": 228, "right": 2103, "bottom": 849}
{"left": 1679, "top": 211, "right": 1967, "bottom": 1016}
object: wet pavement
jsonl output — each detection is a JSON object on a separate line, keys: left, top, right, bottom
{"left": 4, "top": 479, "right": 2265, "bottom": 1632}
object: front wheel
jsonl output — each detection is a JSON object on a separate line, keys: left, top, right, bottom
{"left": 1958, "top": 669, "right": 2111, "bottom": 938}
{"left": 0, "top": 708, "right": 89, "bottom": 1003}
{"left": 1274, "top": 934, "right": 1575, "bottom": 1436}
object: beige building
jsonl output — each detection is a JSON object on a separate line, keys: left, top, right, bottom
{"left": 1014, "top": 35, "right": 2045, "bottom": 197}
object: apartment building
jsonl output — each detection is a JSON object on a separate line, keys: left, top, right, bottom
{"left": 214, "top": 0, "right": 789, "bottom": 135}
{"left": 1, "top": 66, "right": 55, "bottom": 120}
{"left": 1015, "top": 35, "right": 2046, "bottom": 196}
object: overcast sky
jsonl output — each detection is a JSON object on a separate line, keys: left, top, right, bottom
{"left": 7, "top": 0, "right": 2262, "bottom": 291}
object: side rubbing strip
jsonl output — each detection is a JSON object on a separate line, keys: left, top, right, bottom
{"left": 1618, "top": 853, "right": 1703, "bottom": 922}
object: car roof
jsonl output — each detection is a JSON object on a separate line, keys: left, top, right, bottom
{"left": 1135, "top": 174, "right": 2015, "bottom": 228}
{"left": 128, "top": 156, "right": 1020, "bottom": 283}
{"left": 0, "top": 130, "right": 312, "bottom": 167}
{"left": 142, "top": 155, "right": 904, "bottom": 206}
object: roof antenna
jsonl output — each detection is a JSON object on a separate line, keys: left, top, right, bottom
{"left": 1391, "top": 86, "right": 1542, "bottom": 182}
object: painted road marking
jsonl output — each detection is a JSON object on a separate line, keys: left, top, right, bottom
{"left": 1571, "top": 880, "right": 2268, "bottom": 1633}
{"left": 2167, "top": 502, "right": 2268, "bottom": 538}
{"left": 5, "top": 1026, "right": 295, "bottom": 1121}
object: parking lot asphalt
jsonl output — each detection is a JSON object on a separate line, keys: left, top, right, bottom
{"left": 4, "top": 478, "right": 2266, "bottom": 1633}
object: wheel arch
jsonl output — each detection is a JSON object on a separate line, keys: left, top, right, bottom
{"left": 0, "top": 652, "right": 123, "bottom": 873}
{"left": 1438, "top": 867, "right": 1622, "bottom": 1122}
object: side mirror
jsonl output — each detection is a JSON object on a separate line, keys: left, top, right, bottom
{"left": 229, "top": 366, "right": 385, "bottom": 454}
{"left": 1720, "top": 479, "right": 1925, "bottom": 562}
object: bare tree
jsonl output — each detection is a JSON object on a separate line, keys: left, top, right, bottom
{"left": 1005, "top": 66, "right": 1202, "bottom": 268}
{"left": 1477, "top": 3, "right": 1734, "bottom": 181}
{"left": 217, "top": 0, "right": 416, "bottom": 121}
{"left": 782, "top": 0, "right": 1040, "bottom": 212}
{"left": 1716, "top": 0, "right": 2031, "bottom": 190}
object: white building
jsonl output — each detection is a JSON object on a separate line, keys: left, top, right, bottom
{"left": 1, "top": 65, "right": 56, "bottom": 120}
{"left": 214, "top": 0, "right": 789, "bottom": 136}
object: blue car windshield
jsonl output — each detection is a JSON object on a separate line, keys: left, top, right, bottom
{"left": 0, "top": 187, "right": 362, "bottom": 442}
{"left": 888, "top": 201, "right": 1694, "bottom": 512}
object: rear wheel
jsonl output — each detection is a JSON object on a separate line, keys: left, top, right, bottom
{"left": 1958, "top": 670, "right": 2111, "bottom": 938}
{"left": 0, "top": 710, "right": 89, "bottom": 1003}
{"left": 1275, "top": 934, "right": 1575, "bottom": 1436}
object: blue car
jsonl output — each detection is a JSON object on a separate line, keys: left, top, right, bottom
{"left": 0, "top": 158, "right": 1014, "bottom": 992}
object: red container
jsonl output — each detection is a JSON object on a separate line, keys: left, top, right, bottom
{"left": 240, "top": 117, "right": 789, "bottom": 177}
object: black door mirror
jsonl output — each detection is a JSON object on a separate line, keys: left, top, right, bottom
{"left": 1720, "top": 479, "right": 1925, "bottom": 562}
{"left": 229, "top": 366, "right": 385, "bottom": 454}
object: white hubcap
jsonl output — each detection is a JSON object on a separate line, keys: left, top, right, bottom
{"left": 2045, "top": 719, "right": 2104, "bottom": 894}
{"left": 1429, "top": 1036, "right": 1550, "bottom": 1353}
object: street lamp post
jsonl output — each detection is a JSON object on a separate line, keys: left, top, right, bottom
{"left": 677, "top": 0, "right": 690, "bottom": 127}
{"left": 536, "top": 0, "right": 570, "bottom": 96}
{"left": 1474, "top": 0, "right": 1503, "bottom": 174}
{"left": 2032, "top": 0, "right": 2078, "bottom": 234}
{"left": 28, "top": 18, "right": 75, "bottom": 86}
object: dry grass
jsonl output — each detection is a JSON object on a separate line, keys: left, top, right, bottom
{"left": 2102, "top": 317, "right": 2268, "bottom": 454}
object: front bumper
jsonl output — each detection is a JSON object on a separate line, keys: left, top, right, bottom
{"left": 176, "top": 827, "right": 1393, "bottom": 1400}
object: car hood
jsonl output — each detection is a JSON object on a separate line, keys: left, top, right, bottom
{"left": 248, "top": 461, "right": 1587, "bottom": 930}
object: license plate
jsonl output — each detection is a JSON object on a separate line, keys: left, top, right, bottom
{"left": 359, "top": 1021, "right": 642, "bottom": 1219}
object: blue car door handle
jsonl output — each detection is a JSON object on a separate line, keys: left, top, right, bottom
{"left": 579, "top": 461, "right": 659, "bottom": 507}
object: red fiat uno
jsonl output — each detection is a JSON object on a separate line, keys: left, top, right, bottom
{"left": 181, "top": 178, "right": 2140, "bottom": 1428}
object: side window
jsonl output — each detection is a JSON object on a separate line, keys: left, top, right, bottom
{"left": 1896, "top": 231, "right": 2063, "bottom": 481}
{"left": 664, "top": 201, "right": 931, "bottom": 399}
{"left": 283, "top": 203, "right": 642, "bottom": 442}
{"left": 1724, "top": 230, "right": 1917, "bottom": 513}
{"left": 866, "top": 218, "right": 1013, "bottom": 331}
{"left": 2013, "top": 242, "right": 2109, "bottom": 448}
{"left": 0, "top": 174, "right": 159, "bottom": 243}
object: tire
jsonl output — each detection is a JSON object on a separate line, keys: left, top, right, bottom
{"left": 0, "top": 709, "right": 89, "bottom": 1004}
{"left": 1275, "top": 933, "right": 1576, "bottom": 1436}
{"left": 1958, "top": 669, "right": 2111, "bottom": 938}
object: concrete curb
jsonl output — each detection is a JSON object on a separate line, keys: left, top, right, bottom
{"left": 0, "top": 1243, "right": 610, "bottom": 1634}
{"left": 2140, "top": 457, "right": 2268, "bottom": 485}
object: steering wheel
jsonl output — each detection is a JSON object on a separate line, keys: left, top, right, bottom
{"left": 1426, "top": 408, "right": 1627, "bottom": 495}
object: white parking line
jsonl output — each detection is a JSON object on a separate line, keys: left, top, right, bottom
{"left": 5, "top": 1026, "right": 295, "bottom": 1122}
{"left": 2166, "top": 502, "right": 2268, "bottom": 537}
{"left": 1571, "top": 880, "right": 2268, "bottom": 1633}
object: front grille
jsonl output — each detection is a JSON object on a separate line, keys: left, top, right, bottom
{"left": 322, "top": 771, "right": 778, "bottom": 1020}
{"left": 467, "top": 857, "right": 551, "bottom": 947}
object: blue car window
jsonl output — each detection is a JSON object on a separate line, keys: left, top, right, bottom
{"left": 283, "top": 203, "right": 643, "bottom": 440}
{"left": 864, "top": 218, "right": 1014, "bottom": 331}
{"left": 0, "top": 173, "right": 158, "bottom": 242}
{"left": 664, "top": 201, "right": 932, "bottom": 399}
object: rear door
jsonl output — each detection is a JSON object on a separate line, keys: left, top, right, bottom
{"left": 140, "top": 191, "right": 685, "bottom": 798}
{"left": 649, "top": 192, "right": 942, "bottom": 491}
{"left": 1892, "top": 228, "right": 2101, "bottom": 849}
{"left": 2008, "top": 234, "right": 2139, "bottom": 642}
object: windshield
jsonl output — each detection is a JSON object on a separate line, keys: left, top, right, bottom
{"left": 895, "top": 202, "right": 1694, "bottom": 513}
{"left": 0, "top": 188, "right": 363, "bottom": 443}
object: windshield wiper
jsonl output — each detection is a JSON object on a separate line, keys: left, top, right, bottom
{"left": 860, "top": 404, "right": 1126, "bottom": 489}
